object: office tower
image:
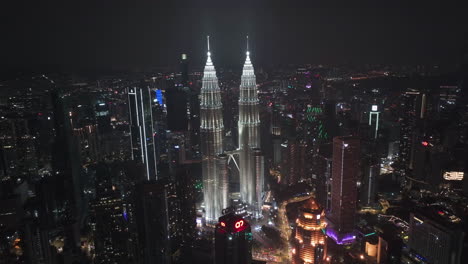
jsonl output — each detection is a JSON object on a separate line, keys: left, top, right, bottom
{"left": 166, "top": 55, "right": 190, "bottom": 132}
{"left": 313, "top": 143, "right": 332, "bottom": 212}
{"left": 292, "top": 198, "right": 327, "bottom": 264}
{"left": 180, "top": 53, "right": 189, "bottom": 87}
{"left": 272, "top": 138, "right": 282, "bottom": 165}
{"left": 398, "top": 88, "right": 431, "bottom": 186}
{"left": 90, "top": 163, "right": 130, "bottom": 263}
{"left": 368, "top": 104, "right": 380, "bottom": 139}
{"left": 282, "top": 138, "right": 307, "bottom": 185}
{"left": 360, "top": 156, "right": 379, "bottom": 208}
{"left": 127, "top": 86, "right": 158, "bottom": 181}
{"left": 173, "top": 166, "right": 197, "bottom": 247}
{"left": 166, "top": 86, "right": 189, "bottom": 131}
{"left": 91, "top": 192, "right": 129, "bottom": 264}
{"left": 271, "top": 110, "right": 281, "bottom": 137}
{"left": 215, "top": 213, "right": 252, "bottom": 264}
{"left": 271, "top": 106, "right": 282, "bottom": 165}
{"left": 51, "top": 91, "right": 84, "bottom": 255}
{"left": 326, "top": 136, "right": 360, "bottom": 245}
{"left": 407, "top": 210, "right": 464, "bottom": 264}
{"left": 135, "top": 181, "right": 171, "bottom": 264}
{"left": 0, "top": 117, "right": 38, "bottom": 181}
{"left": 238, "top": 37, "right": 263, "bottom": 217}
{"left": 95, "top": 101, "right": 112, "bottom": 134}
{"left": 200, "top": 36, "right": 226, "bottom": 222}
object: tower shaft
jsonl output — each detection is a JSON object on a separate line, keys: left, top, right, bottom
{"left": 200, "top": 43, "right": 227, "bottom": 222}
{"left": 238, "top": 50, "right": 263, "bottom": 217}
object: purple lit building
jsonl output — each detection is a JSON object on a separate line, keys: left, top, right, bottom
{"left": 326, "top": 136, "right": 360, "bottom": 244}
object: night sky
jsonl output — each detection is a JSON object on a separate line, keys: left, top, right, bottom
{"left": 1, "top": 0, "right": 466, "bottom": 71}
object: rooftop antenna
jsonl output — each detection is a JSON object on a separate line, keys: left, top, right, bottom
{"left": 246, "top": 35, "right": 250, "bottom": 55}
{"left": 207, "top": 35, "right": 211, "bottom": 56}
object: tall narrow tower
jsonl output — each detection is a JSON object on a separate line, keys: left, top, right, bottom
{"left": 127, "top": 86, "right": 158, "bottom": 181}
{"left": 238, "top": 36, "right": 263, "bottom": 217}
{"left": 200, "top": 36, "right": 226, "bottom": 222}
{"left": 326, "top": 136, "right": 360, "bottom": 245}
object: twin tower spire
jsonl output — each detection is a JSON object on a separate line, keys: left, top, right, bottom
{"left": 200, "top": 36, "right": 263, "bottom": 222}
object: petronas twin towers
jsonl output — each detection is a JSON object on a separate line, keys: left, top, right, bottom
{"left": 201, "top": 36, "right": 264, "bottom": 222}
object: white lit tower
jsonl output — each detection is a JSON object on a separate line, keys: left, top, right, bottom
{"left": 200, "top": 36, "right": 227, "bottom": 222}
{"left": 238, "top": 36, "right": 263, "bottom": 218}
{"left": 127, "top": 86, "right": 158, "bottom": 181}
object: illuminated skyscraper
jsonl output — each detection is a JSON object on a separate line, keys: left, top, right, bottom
{"left": 326, "top": 136, "right": 360, "bottom": 245}
{"left": 238, "top": 36, "right": 263, "bottom": 218}
{"left": 293, "top": 198, "right": 327, "bottom": 264}
{"left": 200, "top": 36, "right": 226, "bottom": 222}
{"left": 127, "top": 86, "right": 158, "bottom": 181}
{"left": 215, "top": 213, "right": 252, "bottom": 264}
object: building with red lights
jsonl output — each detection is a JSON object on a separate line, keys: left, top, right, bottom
{"left": 215, "top": 213, "right": 252, "bottom": 264}
{"left": 293, "top": 198, "right": 327, "bottom": 264}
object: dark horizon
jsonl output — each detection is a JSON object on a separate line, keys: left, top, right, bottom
{"left": 1, "top": 0, "right": 467, "bottom": 73}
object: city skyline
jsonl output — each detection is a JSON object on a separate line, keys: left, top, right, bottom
{"left": 1, "top": 2, "right": 468, "bottom": 264}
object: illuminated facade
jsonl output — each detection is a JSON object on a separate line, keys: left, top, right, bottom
{"left": 200, "top": 36, "right": 227, "bottom": 222}
{"left": 293, "top": 199, "right": 327, "bottom": 264}
{"left": 127, "top": 87, "right": 158, "bottom": 181}
{"left": 238, "top": 37, "right": 263, "bottom": 218}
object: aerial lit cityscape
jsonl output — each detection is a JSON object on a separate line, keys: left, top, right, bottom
{"left": 1, "top": 1, "right": 467, "bottom": 264}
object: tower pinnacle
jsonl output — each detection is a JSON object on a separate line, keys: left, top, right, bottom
{"left": 207, "top": 35, "right": 211, "bottom": 56}
{"left": 246, "top": 35, "right": 250, "bottom": 56}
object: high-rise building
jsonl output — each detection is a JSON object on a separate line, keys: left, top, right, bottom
{"left": 135, "top": 181, "right": 171, "bottom": 264}
{"left": 292, "top": 198, "right": 327, "bottom": 264}
{"left": 127, "top": 86, "right": 158, "bottom": 181}
{"left": 407, "top": 210, "right": 464, "bottom": 264}
{"left": 166, "top": 86, "right": 189, "bottom": 132}
{"left": 368, "top": 104, "right": 380, "bottom": 139}
{"left": 173, "top": 165, "right": 197, "bottom": 247}
{"left": 238, "top": 37, "right": 263, "bottom": 218}
{"left": 50, "top": 91, "right": 84, "bottom": 256}
{"left": 281, "top": 138, "right": 307, "bottom": 186}
{"left": 95, "top": 100, "right": 112, "bottom": 134}
{"left": 215, "top": 213, "right": 253, "bottom": 264}
{"left": 180, "top": 53, "right": 189, "bottom": 87}
{"left": 326, "top": 136, "right": 360, "bottom": 245}
{"left": 166, "top": 55, "right": 190, "bottom": 132}
{"left": 91, "top": 163, "right": 131, "bottom": 263}
{"left": 360, "top": 156, "right": 379, "bottom": 208}
{"left": 91, "top": 193, "right": 129, "bottom": 263}
{"left": 313, "top": 143, "right": 332, "bottom": 212}
{"left": 200, "top": 36, "right": 226, "bottom": 222}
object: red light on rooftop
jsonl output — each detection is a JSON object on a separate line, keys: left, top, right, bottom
{"left": 235, "top": 220, "right": 244, "bottom": 229}
{"left": 422, "top": 141, "right": 429, "bottom": 146}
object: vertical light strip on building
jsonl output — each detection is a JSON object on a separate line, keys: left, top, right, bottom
{"left": 127, "top": 87, "right": 158, "bottom": 181}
